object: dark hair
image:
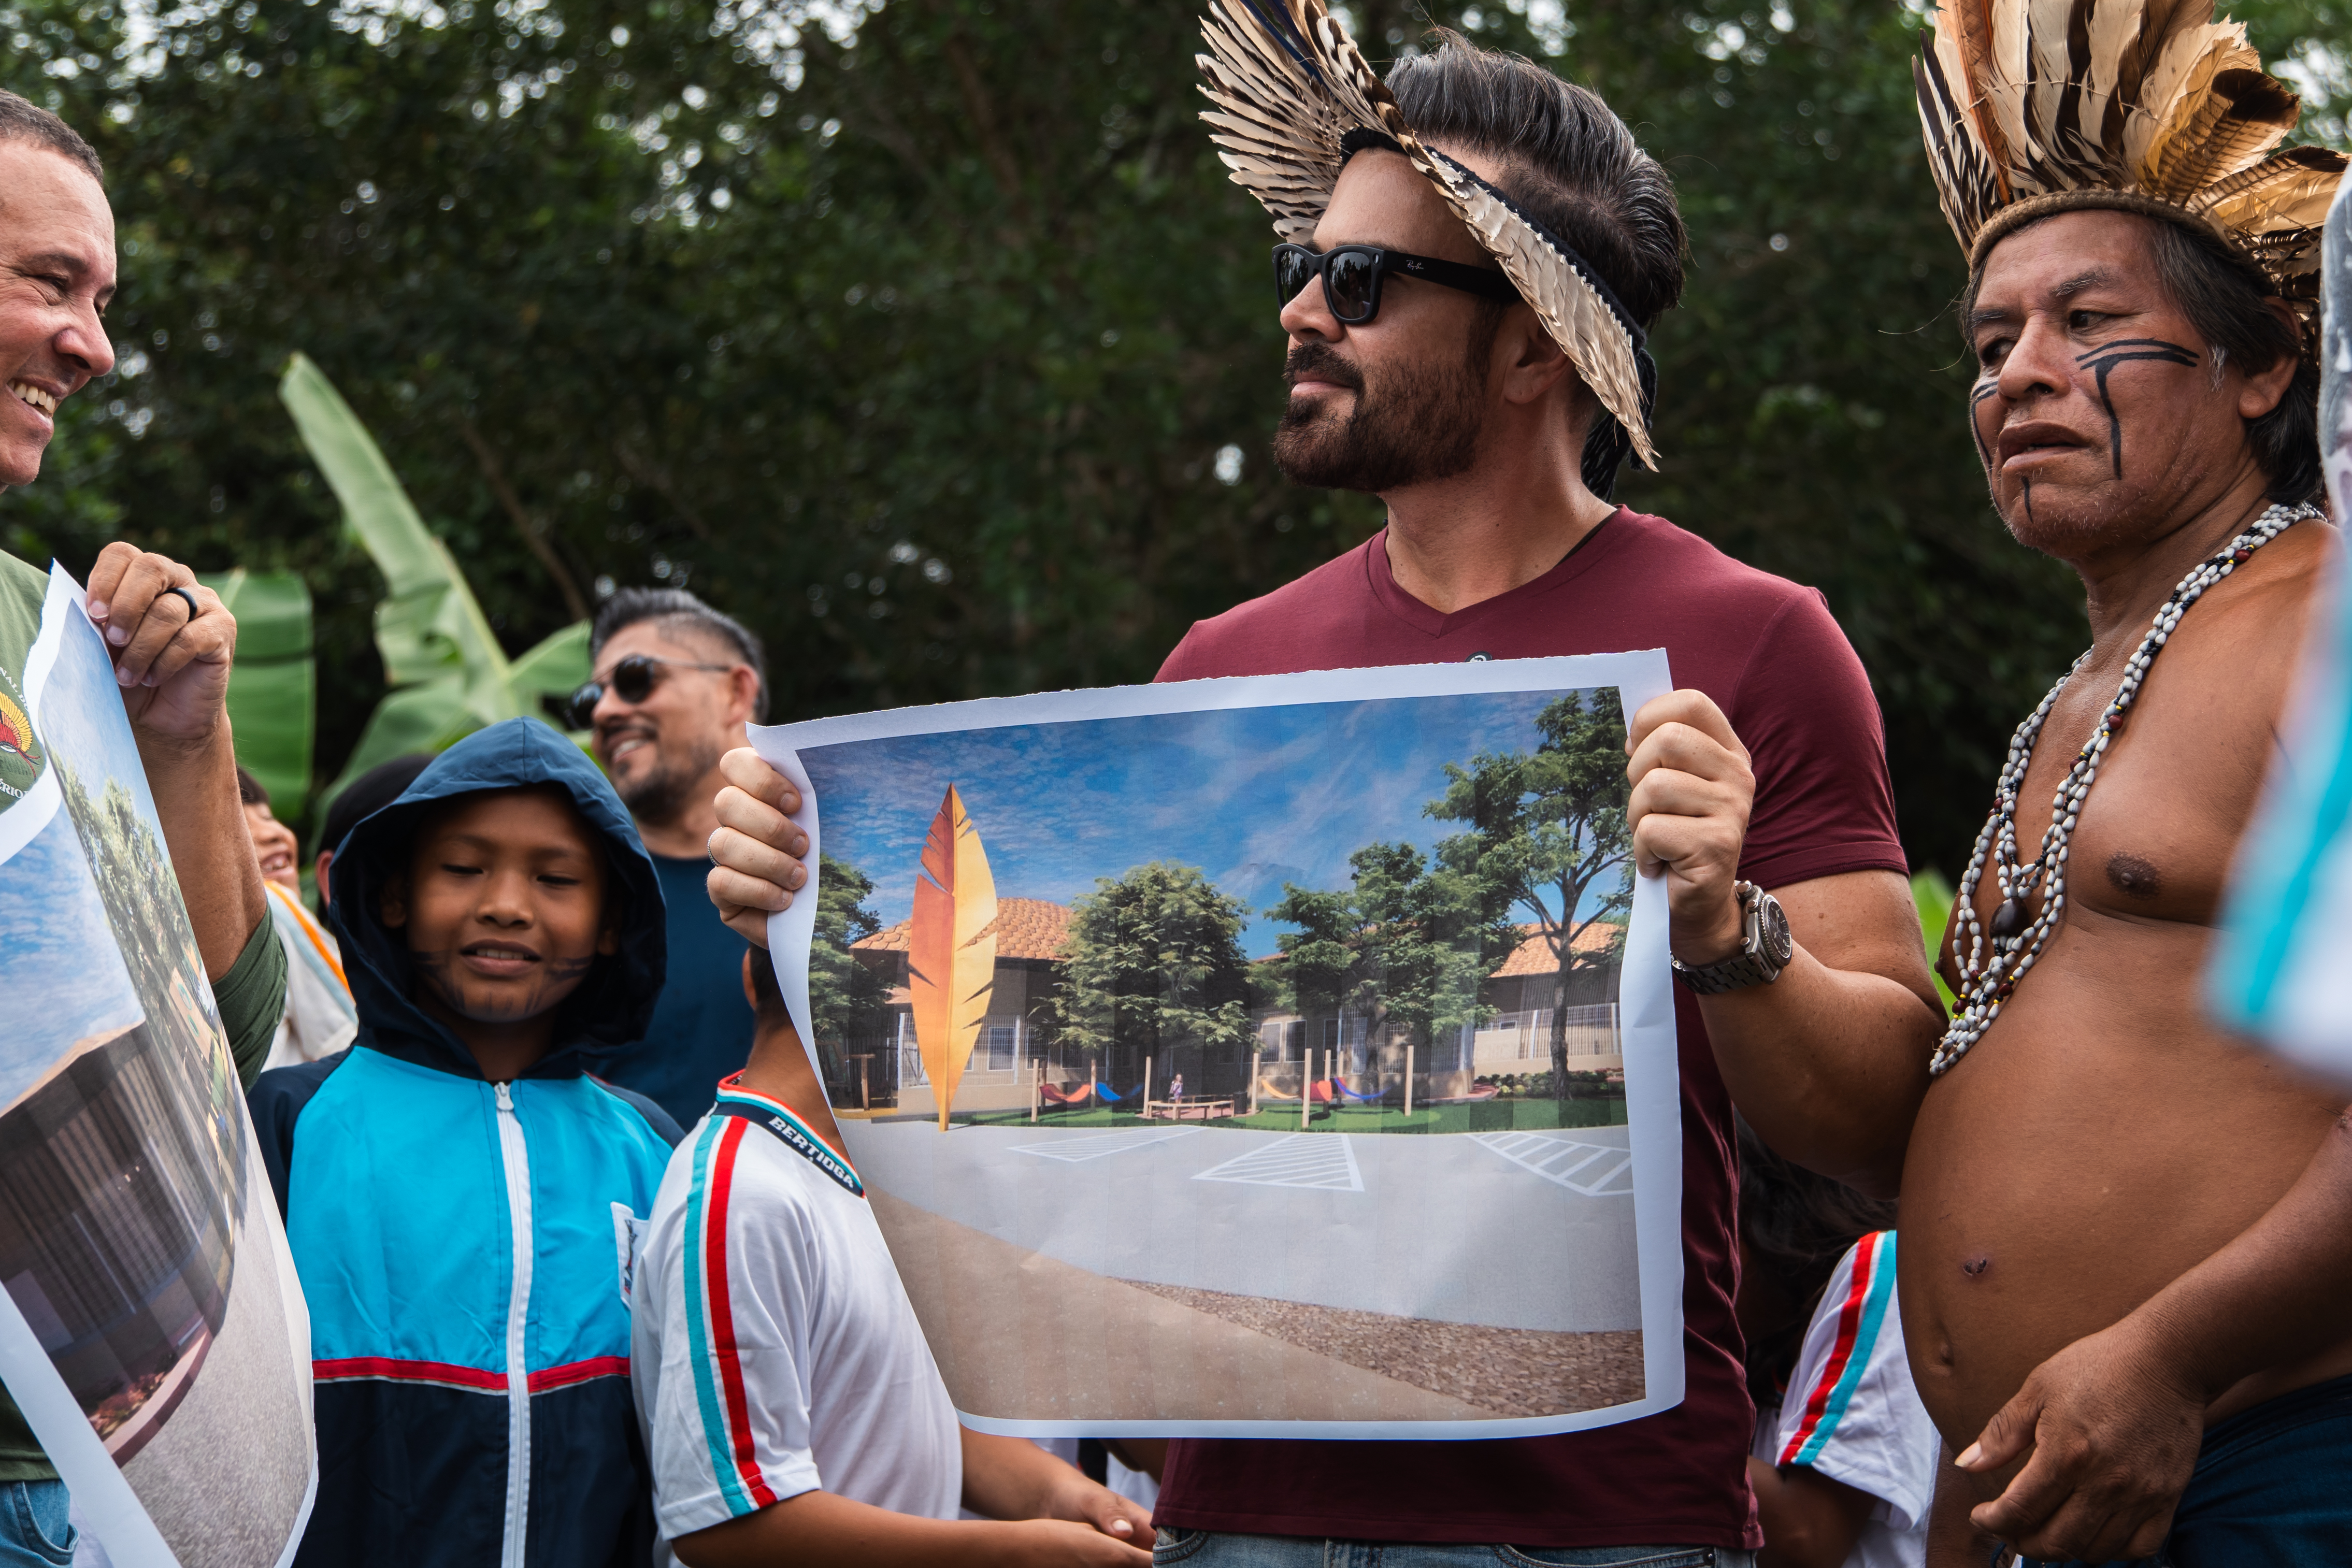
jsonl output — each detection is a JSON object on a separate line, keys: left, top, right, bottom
{"left": 321, "top": 753, "right": 436, "bottom": 857}
{"left": 747, "top": 942, "right": 786, "bottom": 1020}
{"left": 590, "top": 587, "right": 769, "bottom": 723}
{"left": 1963, "top": 212, "right": 2319, "bottom": 506}
{"left": 1737, "top": 1117, "right": 1898, "bottom": 1405}
{"left": 235, "top": 766, "right": 268, "bottom": 807}
{"left": 1388, "top": 33, "right": 1682, "bottom": 496}
{"left": 0, "top": 89, "right": 102, "bottom": 182}
{"left": 1389, "top": 34, "right": 1686, "bottom": 332}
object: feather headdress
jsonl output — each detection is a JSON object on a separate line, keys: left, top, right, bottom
{"left": 1196, "top": 0, "right": 1659, "bottom": 479}
{"left": 1914, "top": 0, "right": 2346, "bottom": 334}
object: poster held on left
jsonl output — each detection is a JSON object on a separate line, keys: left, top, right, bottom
{"left": 0, "top": 565, "right": 317, "bottom": 1568}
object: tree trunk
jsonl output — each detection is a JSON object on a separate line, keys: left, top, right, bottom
{"left": 1552, "top": 961, "right": 1574, "bottom": 1112}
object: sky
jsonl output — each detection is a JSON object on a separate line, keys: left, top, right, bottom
{"left": 0, "top": 573, "right": 184, "bottom": 1110}
{"left": 801, "top": 687, "right": 1625, "bottom": 958}
{"left": 0, "top": 810, "right": 144, "bottom": 1109}
{"left": 34, "top": 578, "right": 176, "bottom": 856}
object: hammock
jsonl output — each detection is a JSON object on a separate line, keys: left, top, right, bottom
{"left": 1039, "top": 1082, "right": 1124, "bottom": 1107}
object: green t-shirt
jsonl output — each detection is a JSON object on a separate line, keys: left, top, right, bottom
{"left": 0, "top": 550, "right": 286, "bottom": 1481}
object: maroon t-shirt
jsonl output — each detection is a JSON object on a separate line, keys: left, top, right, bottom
{"left": 1151, "top": 508, "right": 1908, "bottom": 1549}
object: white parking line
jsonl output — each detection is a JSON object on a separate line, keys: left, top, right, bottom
{"left": 1008, "top": 1128, "right": 1204, "bottom": 1163}
{"left": 1470, "top": 1131, "right": 1633, "bottom": 1196}
{"left": 1191, "top": 1134, "right": 1364, "bottom": 1192}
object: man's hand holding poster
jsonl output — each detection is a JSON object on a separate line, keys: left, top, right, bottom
{"left": 753, "top": 652, "right": 1683, "bottom": 1438}
{"left": 0, "top": 568, "right": 315, "bottom": 1568}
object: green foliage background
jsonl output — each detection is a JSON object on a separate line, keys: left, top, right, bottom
{"left": 5, "top": 0, "right": 2345, "bottom": 868}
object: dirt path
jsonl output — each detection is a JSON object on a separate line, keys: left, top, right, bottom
{"left": 876, "top": 1192, "right": 1493, "bottom": 1423}
{"left": 874, "top": 1192, "right": 1643, "bottom": 1425}
{"left": 1118, "top": 1283, "right": 1643, "bottom": 1418}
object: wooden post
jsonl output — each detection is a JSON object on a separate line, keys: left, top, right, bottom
{"left": 1250, "top": 1046, "right": 1261, "bottom": 1117}
{"left": 1090, "top": 1059, "right": 1099, "bottom": 1113}
{"left": 1404, "top": 1043, "right": 1414, "bottom": 1119}
{"left": 1030, "top": 1068, "right": 1039, "bottom": 1124}
{"left": 1143, "top": 1055, "right": 1153, "bottom": 1120}
{"left": 1301, "top": 1047, "right": 1313, "bottom": 1131}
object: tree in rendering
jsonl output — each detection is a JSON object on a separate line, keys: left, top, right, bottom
{"left": 1429, "top": 693, "right": 1634, "bottom": 1108}
{"left": 1052, "top": 862, "right": 1253, "bottom": 1095}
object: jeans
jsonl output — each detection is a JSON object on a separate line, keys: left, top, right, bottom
{"left": 1153, "top": 1533, "right": 1755, "bottom": 1568}
{"left": 0, "top": 1482, "right": 75, "bottom": 1568}
{"left": 2007, "top": 1372, "right": 2352, "bottom": 1568}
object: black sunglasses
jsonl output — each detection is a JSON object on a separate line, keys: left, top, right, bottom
{"left": 568, "top": 654, "right": 737, "bottom": 726}
{"left": 1273, "top": 243, "right": 1519, "bottom": 324}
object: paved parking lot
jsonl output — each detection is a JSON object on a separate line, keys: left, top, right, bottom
{"left": 844, "top": 1121, "right": 1641, "bottom": 1333}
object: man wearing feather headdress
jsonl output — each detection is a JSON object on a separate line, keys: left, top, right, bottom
{"left": 1855, "top": 2, "right": 2352, "bottom": 1564}
{"left": 705, "top": 10, "right": 1953, "bottom": 1566}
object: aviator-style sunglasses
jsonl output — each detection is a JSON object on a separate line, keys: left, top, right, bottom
{"left": 1272, "top": 242, "right": 1519, "bottom": 324}
{"left": 567, "top": 653, "right": 738, "bottom": 726}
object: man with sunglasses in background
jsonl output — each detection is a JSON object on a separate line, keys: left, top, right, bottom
{"left": 578, "top": 586, "right": 769, "bottom": 1127}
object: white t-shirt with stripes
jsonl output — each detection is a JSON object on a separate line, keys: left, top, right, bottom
{"left": 631, "top": 1081, "right": 963, "bottom": 1548}
{"left": 1765, "top": 1230, "right": 1938, "bottom": 1568}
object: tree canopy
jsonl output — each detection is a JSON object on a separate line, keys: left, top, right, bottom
{"left": 1050, "top": 860, "right": 1254, "bottom": 1078}
{"left": 1266, "top": 839, "right": 1508, "bottom": 1062}
{"left": 5, "top": 0, "right": 2345, "bottom": 867}
{"left": 1430, "top": 691, "right": 1634, "bottom": 1100}
{"left": 808, "top": 851, "right": 891, "bottom": 1068}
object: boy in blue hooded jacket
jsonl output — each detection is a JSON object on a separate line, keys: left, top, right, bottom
{"left": 250, "top": 718, "right": 684, "bottom": 1568}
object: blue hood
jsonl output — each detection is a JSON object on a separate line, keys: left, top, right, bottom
{"left": 326, "top": 718, "right": 667, "bottom": 1080}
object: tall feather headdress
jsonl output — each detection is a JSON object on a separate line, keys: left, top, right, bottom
{"left": 1197, "top": 0, "right": 1659, "bottom": 484}
{"left": 1914, "top": 0, "right": 2347, "bottom": 338}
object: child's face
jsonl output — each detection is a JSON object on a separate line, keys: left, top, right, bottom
{"left": 381, "top": 787, "right": 616, "bottom": 1028}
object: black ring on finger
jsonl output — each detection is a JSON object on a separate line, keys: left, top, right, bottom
{"left": 161, "top": 585, "right": 202, "bottom": 622}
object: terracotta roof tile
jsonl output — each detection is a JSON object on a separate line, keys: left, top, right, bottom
{"left": 852, "top": 896, "right": 1073, "bottom": 961}
{"left": 855, "top": 906, "right": 1617, "bottom": 976}
{"left": 1490, "top": 920, "right": 1624, "bottom": 976}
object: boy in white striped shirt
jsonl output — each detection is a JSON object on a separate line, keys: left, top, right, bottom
{"left": 629, "top": 952, "right": 1153, "bottom": 1567}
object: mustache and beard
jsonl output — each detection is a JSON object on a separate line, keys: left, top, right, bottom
{"left": 1271, "top": 316, "right": 1501, "bottom": 493}
{"left": 606, "top": 723, "right": 726, "bottom": 826}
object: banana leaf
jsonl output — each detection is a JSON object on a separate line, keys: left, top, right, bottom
{"left": 1912, "top": 869, "right": 1957, "bottom": 1009}
{"left": 278, "top": 353, "right": 591, "bottom": 813}
{"left": 195, "top": 567, "right": 314, "bottom": 825}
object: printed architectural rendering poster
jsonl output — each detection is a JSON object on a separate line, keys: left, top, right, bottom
{"left": 0, "top": 568, "right": 315, "bottom": 1568}
{"left": 754, "top": 652, "right": 1682, "bottom": 1438}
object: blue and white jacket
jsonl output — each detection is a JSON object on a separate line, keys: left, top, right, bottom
{"left": 250, "top": 721, "right": 684, "bottom": 1568}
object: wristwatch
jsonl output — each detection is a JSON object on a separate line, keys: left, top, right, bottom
{"left": 1670, "top": 881, "right": 1792, "bottom": 995}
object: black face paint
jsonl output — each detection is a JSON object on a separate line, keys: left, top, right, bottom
{"left": 1970, "top": 381, "right": 1999, "bottom": 469}
{"left": 2021, "top": 474, "right": 2033, "bottom": 524}
{"left": 2075, "top": 339, "right": 2199, "bottom": 479}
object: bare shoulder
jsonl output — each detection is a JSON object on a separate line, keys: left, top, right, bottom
{"left": 2160, "top": 519, "right": 2336, "bottom": 728}
{"left": 2073, "top": 520, "right": 2336, "bottom": 924}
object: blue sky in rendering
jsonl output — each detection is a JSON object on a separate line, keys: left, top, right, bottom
{"left": 801, "top": 687, "right": 1627, "bottom": 958}
{"left": 35, "top": 580, "right": 174, "bottom": 857}
{"left": 0, "top": 810, "right": 143, "bottom": 1107}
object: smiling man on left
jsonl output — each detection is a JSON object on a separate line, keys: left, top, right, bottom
{"left": 0, "top": 87, "right": 290, "bottom": 1566}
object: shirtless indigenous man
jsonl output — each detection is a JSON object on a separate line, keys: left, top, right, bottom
{"left": 1894, "top": 3, "right": 2352, "bottom": 1563}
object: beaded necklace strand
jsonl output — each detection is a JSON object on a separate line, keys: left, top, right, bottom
{"left": 1931, "top": 501, "right": 2319, "bottom": 1075}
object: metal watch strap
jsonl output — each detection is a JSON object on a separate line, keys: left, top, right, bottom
{"left": 1671, "top": 882, "right": 1787, "bottom": 995}
{"left": 1672, "top": 947, "right": 1780, "bottom": 996}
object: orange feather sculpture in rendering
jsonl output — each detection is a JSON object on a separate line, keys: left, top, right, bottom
{"left": 908, "top": 784, "right": 998, "bottom": 1131}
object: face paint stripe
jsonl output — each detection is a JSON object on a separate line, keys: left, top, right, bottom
{"left": 2074, "top": 340, "right": 2200, "bottom": 481}
{"left": 1970, "top": 382, "right": 2000, "bottom": 469}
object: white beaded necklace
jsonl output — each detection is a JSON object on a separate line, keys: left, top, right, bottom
{"left": 1931, "top": 501, "right": 2319, "bottom": 1075}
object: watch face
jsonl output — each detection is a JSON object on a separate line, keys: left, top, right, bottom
{"left": 1759, "top": 896, "right": 1794, "bottom": 967}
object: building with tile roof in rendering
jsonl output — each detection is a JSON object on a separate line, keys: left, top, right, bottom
{"left": 845, "top": 898, "right": 1624, "bottom": 1115}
